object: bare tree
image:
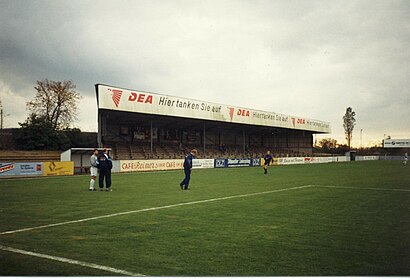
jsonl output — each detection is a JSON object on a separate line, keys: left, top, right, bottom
{"left": 27, "top": 79, "right": 81, "bottom": 129}
{"left": 343, "top": 107, "right": 356, "bottom": 149}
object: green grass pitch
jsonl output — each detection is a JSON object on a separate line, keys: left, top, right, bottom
{"left": 0, "top": 161, "right": 409, "bottom": 276}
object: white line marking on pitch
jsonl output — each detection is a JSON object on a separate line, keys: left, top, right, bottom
{"left": 0, "top": 244, "right": 144, "bottom": 276}
{"left": 313, "top": 185, "right": 410, "bottom": 192}
{"left": 0, "top": 185, "right": 314, "bottom": 236}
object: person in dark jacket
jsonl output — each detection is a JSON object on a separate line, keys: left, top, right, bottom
{"left": 180, "top": 149, "right": 197, "bottom": 190}
{"left": 263, "top": 150, "right": 273, "bottom": 174}
{"left": 96, "top": 148, "right": 113, "bottom": 191}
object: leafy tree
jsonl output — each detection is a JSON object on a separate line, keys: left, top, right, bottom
{"left": 63, "top": 128, "right": 97, "bottom": 148}
{"left": 15, "top": 114, "right": 71, "bottom": 150}
{"left": 343, "top": 107, "right": 356, "bottom": 149}
{"left": 27, "top": 79, "right": 81, "bottom": 130}
{"left": 318, "top": 138, "right": 338, "bottom": 153}
{"left": 16, "top": 114, "right": 57, "bottom": 150}
{"left": 335, "top": 144, "right": 350, "bottom": 155}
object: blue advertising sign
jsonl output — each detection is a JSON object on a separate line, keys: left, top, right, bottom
{"left": 214, "top": 158, "right": 261, "bottom": 168}
{"left": 0, "top": 162, "right": 43, "bottom": 177}
{"left": 214, "top": 159, "right": 227, "bottom": 168}
{"left": 252, "top": 158, "right": 261, "bottom": 166}
{"left": 227, "top": 158, "right": 253, "bottom": 167}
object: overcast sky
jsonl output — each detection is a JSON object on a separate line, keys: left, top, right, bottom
{"left": 0, "top": 0, "right": 409, "bottom": 147}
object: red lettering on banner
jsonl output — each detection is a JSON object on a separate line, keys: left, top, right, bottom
{"left": 128, "top": 92, "right": 153, "bottom": 104}
{"left": 297, "top": 118, "right": 305, "bottom": 124}
{"left": 0, "top": 163, "right": 15, "bottom": 173}
{"left": 228, "top": 107, "right": 235, "bottom": 121}
{"left": 237, "top": 109, "right": 250, "bottom": 117}
{"left": 128, "top": 92, "right": 137, "bottom": 101}
{"left": 137, "top": 94, "right": 145, "bottom": 102}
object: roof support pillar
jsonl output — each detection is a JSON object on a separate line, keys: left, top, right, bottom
{"left": 97, "top": 110, "right": 102, "bottom": 148}
{"left": 203, "top": 122, "right": 206, "bottom": 156}
{"left": 150, "top": 119, "right": 153, "bottom": 155}
{"left": 243, "top": 128, "right": 246, "bottom": 154}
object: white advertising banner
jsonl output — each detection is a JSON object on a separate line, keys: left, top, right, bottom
{"left": 278, "top": 157, "right": 305, "bottom": 165}
{"left": 311, "top": 157, "right": 333, "bottom": 163}
{"left": 383, "top": 139, "right": 410, "bottom": 148}
{"left": 120, "top": 158, "right": 215, "bottom": 172}
{"left": 356, "top": 156, "right": 379, "bottom": 161}
{"left": 278, "top": 157, "right": 336, "bottom": 165}
{"left": 333, "top": 156, "right": 348, "bottom": 162}
{"left": 96, "top": 84, "right": 331, "bottom": 133}
{"left": 121, "top": 159, "right": 184, "bottom": 172}
{"left": 192, "top": 159, "right": 215, "bottom": 169}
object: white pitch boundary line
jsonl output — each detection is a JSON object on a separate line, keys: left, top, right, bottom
{"left": 313, "top": 185, "right": 410, "bottom": 193}
{"left": 0, "top": 244, "right": 144, "bottom": 276}
{"left": 0, "top": 185, "right": 314, "bottom": 236}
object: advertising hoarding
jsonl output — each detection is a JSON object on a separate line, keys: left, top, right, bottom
{"left": 0, "top": 162, "right": 43, "bottom": 177}
{"left": 121, "top": 159, "right": 184, "bottom": 172}
{"left": 214, "top": 158, "right": 260, "bottom": 168}
{"left": 383, "top": 139, "right": 410, "bottom": 148}
{"left": 43, "top": 162, "right": 74, "bottom": 176}
{"left": 192, "top": 159, "right": 215, "bottom": 169}
{"left": 96, "top": 84, "right": 331, "bottom": 133}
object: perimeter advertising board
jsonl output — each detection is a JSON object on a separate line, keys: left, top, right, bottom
{"left": 0, "top": 162, "right": 43, "bottom": 177}
{"left": 120, "top": 159, "right": 217, "bottom": 172}
{"left": 383, "top": 139, "right": 410, "bottom": 148}
{"left": 214, "top": 158, "right": 261, "bottom": 168}
{"left": 96, "top": 84, "right": 331, "bottom": 133}
{"left": 192, "top": 159, "right": 215, "bottom": 169}
{"left": 121, "top": 159, "right": 184, "bottom": 172}
{"left": 43, "top": 162, "right": 74, "bottom": 176}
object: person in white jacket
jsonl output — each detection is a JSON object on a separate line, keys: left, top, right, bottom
{"left": 89, "top": 149, "right": 99, "bottom": 191}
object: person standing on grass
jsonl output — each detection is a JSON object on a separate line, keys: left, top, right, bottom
{"left": 89, "top": 148, "right": 99, "bottom": 191}
{"left": 180, "top": 149, "right": 197, "bottom": 190}
{"left": 96, "top": 148, "right": 113, "bottom": 191}
{"left": 404, "top": 152, "right": 408, "bottom": 166}
{"left": 263, "top": 150, "right": 273, "bottom": 174}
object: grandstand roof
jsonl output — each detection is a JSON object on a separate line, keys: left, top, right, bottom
{"left": 95, "top": 84, "right": 331, "bottom": 134}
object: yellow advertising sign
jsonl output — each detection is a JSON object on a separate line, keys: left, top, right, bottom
{"left": 43, "top": 161, "right": 74, "bottom": 176}
{"left": 260, "top": 158, "right": 278, "bottom": 166}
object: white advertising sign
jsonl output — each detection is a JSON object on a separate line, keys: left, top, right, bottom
{"left": 96, "top": 84, "right": 331, "bottom": 133}
{"left": 120, "top": 159, "right": 184, "bottom": 172}
{"left": 278, "top": 157, "right": 305, "bottom": 165}
{"left": 356, "top": 156, "right": 379, "bottom": 161}
{"left": 383, "top": 139, "right": 410, "bottom": 148}
{"left": 192, "top": 159, "right": 214, "bottom": 169}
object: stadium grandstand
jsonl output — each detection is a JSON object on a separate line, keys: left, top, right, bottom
{"left": 95, "top": 84, "right": 331, "bottom": 160}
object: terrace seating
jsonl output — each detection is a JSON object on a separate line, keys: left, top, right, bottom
{"left": 0, "top": 150, "right": 61, "bottom": 162}
{"left": 106, "top": 141, "right": 311, "bottom": 160}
